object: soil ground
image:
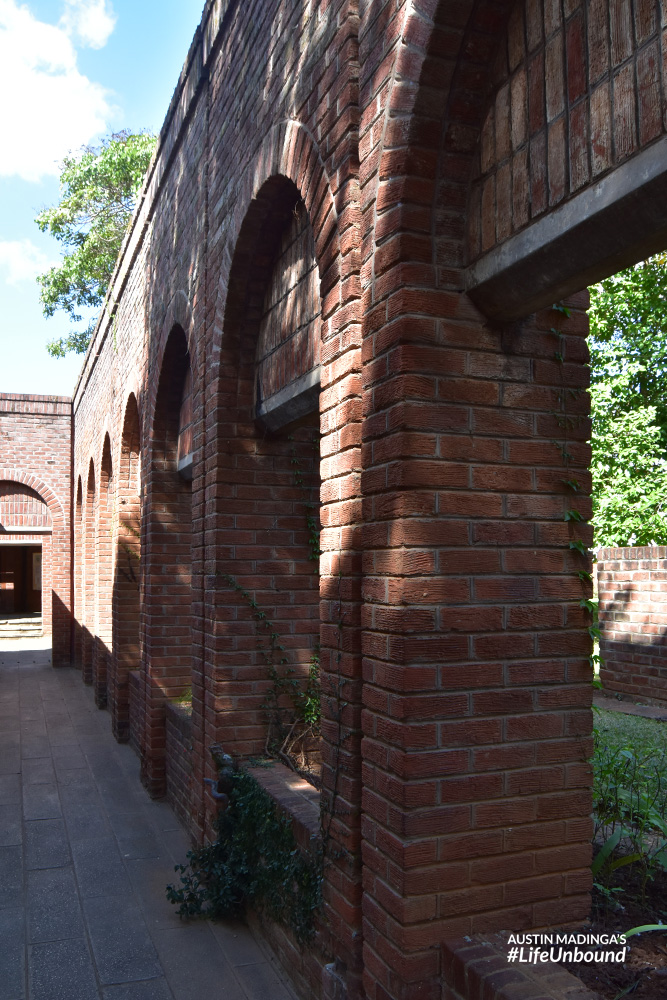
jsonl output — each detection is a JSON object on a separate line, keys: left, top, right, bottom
{"left": 562, "top": 866, "right": 667, "bottom": 999}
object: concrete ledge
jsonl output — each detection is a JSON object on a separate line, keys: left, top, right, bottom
{"left": 256, "top": 368, "right": 320, "bottom": 432}
{"left": 466, "top": 135, "right": 667, "bottom": 321}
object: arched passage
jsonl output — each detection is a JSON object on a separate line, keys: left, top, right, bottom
{"left": 142, "top": 325, "right": 193, "bottom": 797}
{"left": 111, "top": 393, "right": 142, "bottom": 742}
{"left": 210, "top": 176, "right": 323, "bottom": 761}
{"left": 0, "top": 468, "right": 70, "bottom": 665}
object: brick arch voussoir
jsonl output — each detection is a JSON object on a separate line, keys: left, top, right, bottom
{"left": 0, "top": 469, "right": 63, "bottom": 530}
{"left": 144, "top": 290, "right": 196, "bottom": 452}
{"left": 211, "top": 119, "right": 341, "bottom": 358}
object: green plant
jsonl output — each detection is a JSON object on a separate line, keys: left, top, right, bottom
{"left": 592, "top": 719, "right": 667, "bottom": 900}
{"left": 166, "top": 768, "right": 322, "bottom": 943}
{"left": 219, "top": 574, "right": 320, "bottom": 769}
{"left": 36, "top": 130, "right": 157, "bottom": 357}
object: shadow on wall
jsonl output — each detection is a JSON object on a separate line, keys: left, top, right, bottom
{"left": 598, "top": 547, "right": 667, "bottom": 708}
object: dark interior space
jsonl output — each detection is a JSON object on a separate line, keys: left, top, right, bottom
{"left": 0, "top": 545, "right": 42, "bottom": 616}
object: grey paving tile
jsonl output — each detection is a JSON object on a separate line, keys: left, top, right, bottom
{"left": 0, "top": 845, "right": 23, "bottom": 909}
{"left": 0, "top": 774, "right": 21, "bottom": 805}
{"left": 0, "top": 716, "right": 20, "bottom": 733}
{"left": 29, "top": 938, "right": 99, "bottom": 1000}
{"left": 102, "top": 981, "right": 174, "bottom": 1000}
{"left": 125, "top": 859, "right": 184, "bottom": 931}
{"left": 62, "top": 800, "right": 111, "bottom": 842}
{"left": 209, "top": 920, "right": 274, "bottom": 969}
{"left": 233, "top": 961, "right": 297, "bottom": 1000}
{"left": 27, "top": 866, "right": 85, "bottom": 943}
{"left": 21, "top": 736, "right": 50, "bottom": 759}
{"left": 0, "top": 755, "right": 21, "bottom": 775}
{"left": 0, "top": 804, "right": 22, "bottom": 847}
{"left": 152, "top": 925, "right": 247, "bottom": 1000}
{"left": 71, "top": 837, "right": 132, "bottom": 897}
{"left": 109, "top": 812, "right": 161, "bottom": 860}
{"left": 83, "top": 895, "right": 161, "bottom": 985}
{"left": 0, "top": 907, "right": 24, "bottom": 1000}
{"left": 25, "top": 820, "right": 70, "bottom": 870}
{"left": 52, "top": 752, "right": 88, "bottom": 773}
{"left": 47, "top": 730, "right": 79, "bottom": 748}
{"left": 21, "top": 757, "right": 55, "bottom": 786}
{"left": 23, "top": 783, "right": 62, "bottom": 821}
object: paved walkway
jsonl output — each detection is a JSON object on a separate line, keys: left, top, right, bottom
{"left": 0, "top": 638, "right": 297, "bottom": 1000}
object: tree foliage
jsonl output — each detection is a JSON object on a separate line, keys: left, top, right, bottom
{"left": 36, "top": 130, "right": 157, "bottom": 358}
{"left": 589, "top": 256, "right": 667, "bottom": 546}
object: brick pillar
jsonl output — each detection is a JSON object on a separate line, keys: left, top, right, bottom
{"left": 111, "top": 395, "right": 142, "bottom": 742}
{"left": 82, "top": 461, "right": 96, "bottom": 685}
{"left": 359, "top": 294, "right": 595, "bottom": 1000}
{"left": 93, "top": 437, "right": 113, "bottom": 708}
{"left": 73, "top": 479, "right": 83, "bottom": 671}
{"left": 142, "top": 328, "right": 193, "bottom": 797}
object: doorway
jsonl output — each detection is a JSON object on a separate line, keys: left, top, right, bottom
{"left": 0, "top": 545, "right": 42, "bottom": 617}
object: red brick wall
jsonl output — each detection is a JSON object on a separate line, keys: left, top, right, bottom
{"left": 0, "top": 394, "right": 72, "bottom": 664}
{"left": 62, "top": 2, "right": 667, "bottom": 999}
{"left": 467, "top": 0, "right": 666, "bottom": 259}
{"left": 598, "top": 546, "right": 667, "bottom": 707}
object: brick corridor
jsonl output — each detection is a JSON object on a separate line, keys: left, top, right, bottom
{"left": 0, "top": 639, "right": 296, "bottom": 1000}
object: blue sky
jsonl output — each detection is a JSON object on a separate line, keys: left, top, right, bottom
{"left": 0, "top": 0, "right": 205, "bottom": 396}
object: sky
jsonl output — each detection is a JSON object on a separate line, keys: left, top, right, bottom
{"left": 0, "top": 0, "right": 205, "bottom": 397}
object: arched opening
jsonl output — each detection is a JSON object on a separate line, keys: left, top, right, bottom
{"left": 111, "top": 393, "right": 141, "bottom": 742}
{"left": 92, "top": 435, "right": 113, "bottom": 708}
{"left": 142, "top": 325, "right": 193, "bottom": 796}
{"left": 74, "top": 477, "right": 83, "bottom": 669}
{"left": 82, "top": 460, "right": 96, "bottom": 685}
{"left": 0, "top": 482, "right": 50, "bottom": 628}
{"left": 211, "top": 176, "right": 323, "bottom": 775}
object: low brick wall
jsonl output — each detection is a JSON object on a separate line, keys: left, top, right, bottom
{"left": 246, "top": 762, "right": 324, "bottom": 1000}
{"left": 165, "top": 702, "right": 193, "bottom": 829}
{"left": 598, "top": 547, "right": 667, "bottom": 707}
{"left": 442, "top": 936, "right": 600, "bottom": 1000}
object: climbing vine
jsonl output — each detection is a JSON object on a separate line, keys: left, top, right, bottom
{"left": 219, "top": 573, "right": 320, "bottom": 772}
{"left": 551, "top": 302, "right": 600, "bottom": 675}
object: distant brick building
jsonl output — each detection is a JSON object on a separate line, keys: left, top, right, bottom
{"left": 9, "top": 1, "right": 667, "bottom": 998}
{"left": 0, "top": 394, "right": 71, "bottom": 665}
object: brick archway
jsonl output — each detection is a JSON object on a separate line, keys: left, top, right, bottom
{"left": 0, "top": 468, "right": 70, "bottom": 666}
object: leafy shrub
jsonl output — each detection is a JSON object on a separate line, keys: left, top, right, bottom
{"left": 166, "top": 769, "right": 322, "bottom": 944}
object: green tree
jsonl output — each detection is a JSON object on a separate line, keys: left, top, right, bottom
{"left": 589, "top": 255, "right": 667, "bottom": 546}
{"left": 36, "top": 130, "right": 157, "bottom": 357}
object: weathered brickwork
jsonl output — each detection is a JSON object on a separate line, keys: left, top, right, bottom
{"left": 50, "top": 1, "right": 667, "bottom": 999}
{"left": 0, "top": 394, "right": 72, "bottom": 664}
{"left": 467, "top": 0, "right": 667, "bottom": 259}
{"left": 598, "top": 545, "right": 667, "bottom": 707}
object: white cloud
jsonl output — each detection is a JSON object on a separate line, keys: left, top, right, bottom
{"left": 0, "top": 239, "right": 53, "bottom": 284}
{"left": 0, "top": 0, "right": 117, "bottom": 181}
{"left": 61, "top": 0, "right": 116, "bottom": 50}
